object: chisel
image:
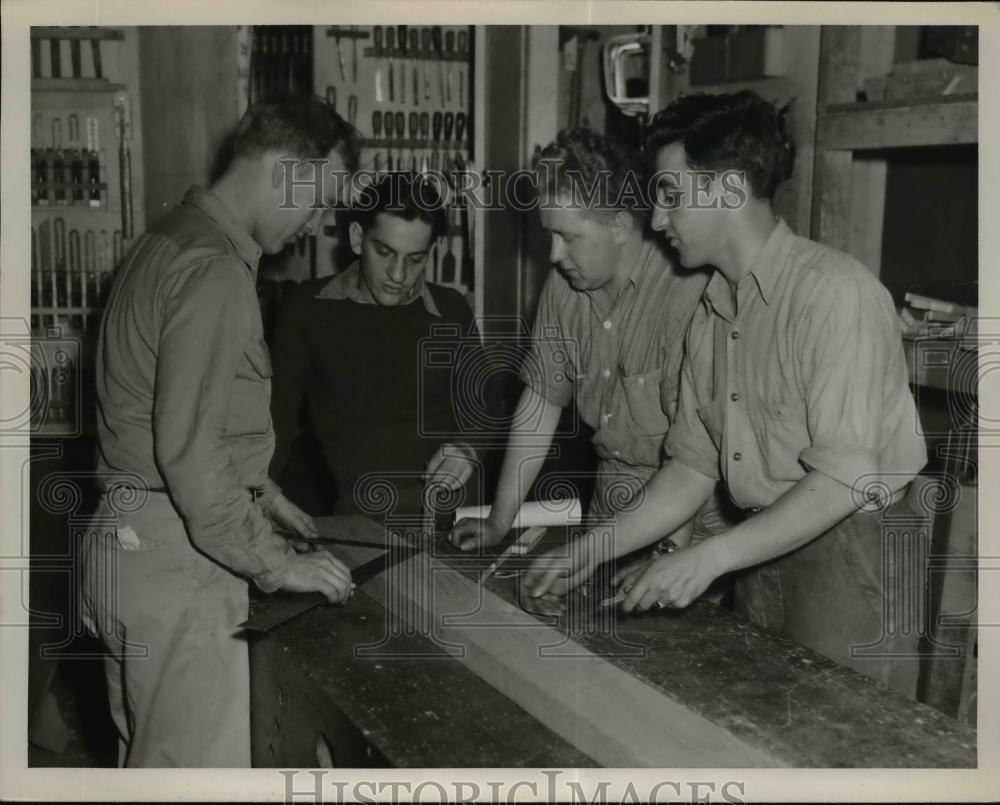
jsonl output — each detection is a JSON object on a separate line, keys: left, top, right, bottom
{"left": 421, "top": 28, "right": 431, "bottom": 100}
{"left": 386, "top": 27, "right": 395, "bottom": 102}
{"left": 113, "top": 94, "right": 134, "bottom": 238}
{"left": 410, "top": 29, "right": 420, "bottom": 105}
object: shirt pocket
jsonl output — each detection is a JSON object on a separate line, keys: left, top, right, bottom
{"left": 622, "top": 367, "right": 671, "bottom": 437}
{"left": 756, "top": 398, "right": 810, "bottom": 482}
{"left": 229, "top": 335, "right": 273, "bottom": 437}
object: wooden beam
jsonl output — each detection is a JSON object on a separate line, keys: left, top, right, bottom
{"left": 314, "top": 515, "right": 978, "bottom": 768}
{"left": 817, "top": 96, "right": 978, "bottom": 150}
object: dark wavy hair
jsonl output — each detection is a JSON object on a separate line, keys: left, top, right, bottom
{"left": 230, "top": 94, "right": 360, "bottom": 172}
{"left": 351, "top": 172, "right": 448, "bottom": 240}
{"left": 644, "top": 91, "right": 794, "bottom": 200}
{"left": 531, "top": 127, "right": 650, "bottom": 221}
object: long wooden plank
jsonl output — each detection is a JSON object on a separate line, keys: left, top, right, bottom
{"left": 317, "top": 516, "right": 780, "bottom": 766}
{"left": 315, "top": 515, "right": 977, "bottom": 768}
{"left": 816, "top": 97, "right": 978, "bottom": 150}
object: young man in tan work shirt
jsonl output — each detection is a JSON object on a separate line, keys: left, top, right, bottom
{"left": 526, "top": 92, "right": 928, "bottom": 695}
{"left": 448, "top": 128, "right": 720, "bottom": 553}
{"left": 81, "top": 97, "right": 359, "bottom": 767}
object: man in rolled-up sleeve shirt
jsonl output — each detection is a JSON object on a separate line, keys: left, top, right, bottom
{"left": 527, "top": 93, "right": 929, "bottom": 697}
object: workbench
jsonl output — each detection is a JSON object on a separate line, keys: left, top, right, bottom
{"left": 247, "top": 516, "right": 977, "bottom": 768}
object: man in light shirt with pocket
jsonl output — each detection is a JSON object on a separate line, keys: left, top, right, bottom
{"left": 526, "top": 92, "right": 929, "bottom": 695}
{"left": 449, "top": 127, "right": 720, "bottom": 553}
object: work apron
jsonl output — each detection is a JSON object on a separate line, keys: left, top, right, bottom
{"left": 80, "top": 490, "right": 251, "bottom": 767}
{"left": 733, "top": 489, "right": 929, "bottom": 697}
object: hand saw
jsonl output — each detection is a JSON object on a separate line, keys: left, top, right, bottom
{"left": 238, "top": 542, "right": 420, "bottom": 634}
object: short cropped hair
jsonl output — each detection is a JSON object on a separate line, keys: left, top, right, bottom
{"left": 352, "top": 172, "right": 448, "bottom": 240}
{"left": 644, "top": 91, "right": 794, "bottom": 199}
{"left": 230, "top": 94, "right": 360, "bottom": 171}
{"left": 531, "top": 127, "right": 649, "bottom": 220}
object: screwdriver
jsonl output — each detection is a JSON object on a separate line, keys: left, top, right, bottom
{"left": 442, "top": 111, "right": 454, "bottom": 174}
{"left": 397, "top": 26, "right": 408, "bottom": 105}
{"left": 445, "top": 30, "right": 455, "bottom": 104}
{"left": 409, "top": 111, "right": 419, "bottom": 175}
{"left": 373, "top": 27, "right": 384, "bottom": 104}
{"left": 386, "top": 27, "right": 395, "bottom": 102}
{"left": 421, "top": 28, "right": 432, "bottom": 100}
{"left": 394, "top": 111, "right": 405, "bottom": 174}
{"left": 419, "top": 112, "right": 430, "bottom": 174}
{"left": 458, "top": 30, "right": 468, "bottom": 101}
{"left": 432, "top": 26, "right": 445, "bottom": 104}
{"left": 409, "top": 29, "right": 420, "bottom": 105}
{"left": 326, "top": 85, "right": 337, "bottom": 112}
{"left": 372, "top": 110, "right": 383, "bottom": 173}
{"left": 384, "top": 111, "right": 394, "bottom": 171}
{"left": 432, "top": 111, "right": 443, "bottom": 172}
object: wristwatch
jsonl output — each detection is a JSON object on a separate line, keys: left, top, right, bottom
{"left": 651, "top": 537, "right": 679, "bottom": 557}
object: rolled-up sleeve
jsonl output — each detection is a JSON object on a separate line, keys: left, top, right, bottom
{"left": 518, "top": 273, "right": 575, "bottom": 409}
{"left": 663, "top": 348, "right": 720, "bottom": 481}
{"left": 797, "top": 278, "right": 892, "bottom": 495}
{"left": 153, "top": 258, "right": 293, "bottom": 592}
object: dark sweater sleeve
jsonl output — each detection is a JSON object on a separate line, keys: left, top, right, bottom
{"left": 268, "top": 284, "right": 313, "bottom": 481}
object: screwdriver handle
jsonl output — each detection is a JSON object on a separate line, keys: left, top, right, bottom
{"left": 443, "top": 111, "right": 454, "bottom": 142}
{"left": 455, "top": 112, "right": 466, "bottom": 144}
{"left": 432, "top": 111, "right": 443, "bottom": 141}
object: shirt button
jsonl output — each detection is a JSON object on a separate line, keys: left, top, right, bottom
{"left": 730, "top": 392, "right": 740, "bottom": 402}
{"left": 637, "top": 376, "right": 645, "bottom": 385}
{"left": 733, "top": 452, "right": 743, "bottom": 462}
{"left": 602, "top": 413, "right": 611, "bottom": 422}
{"left": 603, "top": 320, "right": 613, "bottom": 330}
{"left": 602, "top": 368, "right": 611, "bottom": 379}
{"left": 613, "top": 450, "right": 621, "bottom": 457}
{"left": 731, "top": 330, "right": 740, "bottom": 340}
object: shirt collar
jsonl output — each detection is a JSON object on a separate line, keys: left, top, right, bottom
{"left": 315, "top": 261, "right": 442, "bottom": 317}
{"left": 181, "top": 186, "right": 262, "bottom": 273}
{"left": 702, "top": 218, "right": 793, "bottom": 318}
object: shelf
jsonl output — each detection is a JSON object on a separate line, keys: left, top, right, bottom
{"left": 32, "top": 78, "right": 127, "bottom": 94}
{"left": 31, "top": 27, "right": 124, "bottom": 41}
{"left": 817, "top": 94, "right": 977, "bottom": 150}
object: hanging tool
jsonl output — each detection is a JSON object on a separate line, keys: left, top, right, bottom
{"left": 334, "top": 26, "right": 346, "bottom": 82}
{"left": 51, "top": 118, "right": 66, "bottom": 205}
{"left": 373, "top": 27, "right": 384, "bottom": 104}
{"left": 409, "top": 29, "right": 420, "bottom": 105}
{"left": 53, "top": 218, "right": 66, "bottom": 310}
{"left": 238, "top": 542, "right": 422, "bottom": 634}
{"left": 68, "top": 230, "right": 81, "bottom": 327}
{"left": 99, "top": 230, "right": 111, "bottom": 298}
{"left": 457, "top": 30, "right": 468, "bottom": 101}
{"left": 113, "top": 93, "right": 134, "bottom": 239}
{"left": 68, "top": 114, "right": 84, "bottom": 204}
{"left": 394, "top": 111, "right": 405, "bottom": 175}
{"left": 31, "top": 226, "right": 41, "bottom": 313}
{"left": 347, "top": 94, "right": 358, "bottom": 132}
{"left": 454, "top": 112, "right": 466, "bottom": 167}
{"left": 372, "top": 110, "right": 383, "bottom": 173}
{"left": 86, "top": 117, "right": 101, "bottom": 208}
{"left": 113, "top": 230, "right": 123, "bottom": 267}
{"left": 397, "top": 26, "right": 407, "bottom": 105}
{"left": 441, "top": 209, "right": 456, "bottom": 283}
{"left": 442, "top": 111, "right": 454, "bottom": 174}
{"left": 431, "top": 111, "right": 442, "bottom": 172}
{"left": 432, "top": 26, "right": 445, "bottom": 104}
{"left": 445, "top": 30, "right": 455, "bottom": 104}
{"left": 90, "top": 36, "right": 102, "bottom": 79}
{"left": 70, "top": 35, "right": 82, "bottom": 78}
{"left": 386, "top": 27, "right": 395, "bottom": 103}
{"left": 419, "top": 112, "right": 430, "bottom": 174}
{"left": 408, "top": 111, "right": 419, "bottom": 175}
{"left": 31, "top": 35, "right": 41, "bottom": 78}
{"left": 453, "top": 114, "right": 474, "bottom": 290}
{"left": 384, "top": 111, "right": 394, "bottom": 171}
{"left": 50, "top": 35, "right": 62, "bottom": 78}
{"left": 32, "top": 113, "right": 46, "bottom": 206}
{"left": 421, "top": 28, "right": 432, "bottom": 100}
{"left": 352, "top": 25, "right": 359, "bottom": 83}
{"left": 84, "top": 230, "right": 95, "bottom": 310}
{"left": 326, "top": 84, "right": 337, "bottom": 112}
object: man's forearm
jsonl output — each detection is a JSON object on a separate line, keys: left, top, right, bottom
{"left": 488, "top": 388, "right": 561, "bottom": 530}
{"left": 700, "top": 470, "right": 862, "bottom": 578}
{"left": 590, "top": 459, "right": 715, "bottom": 560}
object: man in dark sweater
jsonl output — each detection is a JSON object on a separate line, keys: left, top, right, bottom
{"left": 270, "top": 173, "right": 482, "bottom": 517}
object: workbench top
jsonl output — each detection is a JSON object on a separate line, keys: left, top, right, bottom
{"left": 250, "top": 516, "right": 977, "bottom": 768}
